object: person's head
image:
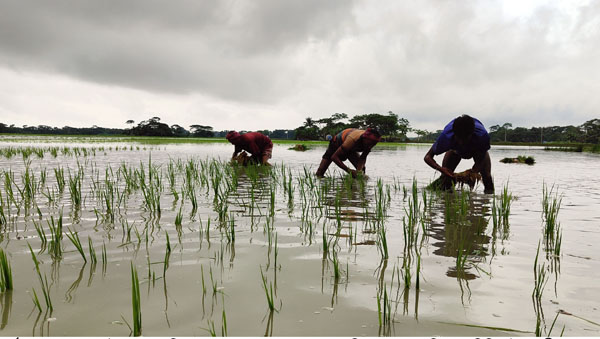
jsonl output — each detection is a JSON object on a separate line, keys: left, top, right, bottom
{"left": 452, "top": 115, "right": 475, "bottom": 145}
{"left": 361, "top": 127, "right": 382, "bottom": 149}
{"left": 226, "top": 130, "right": 242, "bottom": 144}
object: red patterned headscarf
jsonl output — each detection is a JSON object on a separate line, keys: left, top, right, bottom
{"left": 362, "top": 128, "right": 381, "bottom": 142}
{"left": 226, "top": 131, "right": 241, "bottom": 142}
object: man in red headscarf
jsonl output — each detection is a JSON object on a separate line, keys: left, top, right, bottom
{"left": 316, "top": 127, "right": 381, "bottom": 178}
{"left": 226, "top": 131, "right": 273, "bottom": 166}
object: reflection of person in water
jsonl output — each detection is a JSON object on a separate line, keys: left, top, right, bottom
{"left": 428, "top": 194, "right": 493, "bottom": 280}
{"left": 424, "top": 115, "right": 494, "bottom": 193}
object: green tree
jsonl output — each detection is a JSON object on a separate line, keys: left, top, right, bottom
{"left": 189, "top": 125, "right": 214, "bottom": 137}
{"left": 349, "top": 111, "right": 410, "bottom": 140}
{"left": 501, "top": 122, "right": 513, "bottom": 142}
{"left": 294, "top": 117, "right": 321, "bottom": 140}
{"left": 316, "top": 113, "right": 348, "bottom": 137}
{"left": 131, "top": 117, "right": 174, "bottom": 137}
{"left": 580, "top": 119, "right": 600, "bottom": 143}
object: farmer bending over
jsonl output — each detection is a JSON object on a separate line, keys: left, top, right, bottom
{"left": 226, "top": 131, "right": 273, "bottom": 166}
{"left": 316, "top": 128, "right": 381, "bottom": 178}
{"left": 424, "top": 114, "right": 494, "bottom": 193}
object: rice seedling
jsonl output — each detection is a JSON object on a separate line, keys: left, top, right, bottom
{"left": 20, "top": 160, "right": 38, "bottom": 204}
{"left": 203, "top": 319, "right": 217, "bottom": 337}
{"left": 331, "top": 251, "right": 342, "bottom": 282}
{"left": 175, "top": 206, "right": 183, "bottom": 227}
{"left": 377, "top": 224, "right": 389, "bottom": 260}
{"left": 39, "top": 167, "right": 47, "bottom": 187}
{"left": 226, "top": 213, "right": 236, "bottom": 244}
{"left": 68, "top": 166, "right": 83, "bottom": 208}
{"left": 221, "top": 295, "right": 228, "bottom": 337}
{"left": 0, "top": 249, "right": 13, "bottom": 292}
{"left": 47, "top": 213, "right": 64, "bottom": 260}
{"left": 541, "top": 184, "right": 562, "bottom": 256}
{"left": 260, "top": 268, "right": 279, "bottom": 312}
{"left": 3, "top": 170, "right": 16, "bottom": 208}
{"left": 66, "top": 228, "right": 87, "bottom": 262}
{"left": 27, "top": 244, "right": 53, "bottom": 311}
{"left": 533, "top": 242, "right": 549, "bottom": 336}
{"left": 130, "top": 262, "right": 142, "bottom": 336}
{"left": 30, "top": 288, "right": 43, "bottom": 312}
{"left": 377, "top": 284, "right": 393, "bottom": 336}
{"left": 138, "top": 158, "right": 162, "bottom": 219}
{"left": 0, "top": 195, "right": 7, "bottom": 227}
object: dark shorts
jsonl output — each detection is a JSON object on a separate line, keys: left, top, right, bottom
{"left": 322, "top": 139, "right": 342, "bottom": 159}
{"left": 322, "top": 139, "right": 359, "bottom": 161}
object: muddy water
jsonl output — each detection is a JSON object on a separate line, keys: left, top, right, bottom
{"left": 0, "top": 140, "right": 599, "bottom": 336}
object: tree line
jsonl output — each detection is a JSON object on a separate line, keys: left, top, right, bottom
{"left": 294, "top": 112, "right": 411, "bottom": 141}
{"left": 2, "top": 116, "right": 599, "bottom": 144}
{"left": 487, "top": 120, "right": 600, "bottom": 144}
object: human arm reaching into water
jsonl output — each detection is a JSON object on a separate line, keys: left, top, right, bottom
{"left": 331, "top": 146, "right": 358, "bottom": 177}
{"left": 424, "top": 146, "right": 455, "bottom": 178}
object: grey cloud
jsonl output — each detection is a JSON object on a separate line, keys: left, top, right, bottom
{"left": 0, "top": 0, "right": 357, "bottom": 102}
{"left": 1, "top": 0, "right": 599, "bottom": 131}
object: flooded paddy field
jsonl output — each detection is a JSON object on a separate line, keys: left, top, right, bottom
{"left": 0, "top": 136, "right": 599, "bottom": 336}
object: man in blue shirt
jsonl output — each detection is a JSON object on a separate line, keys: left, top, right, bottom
{"left": 424, "top": 115, "right": 494, "bottom": 193}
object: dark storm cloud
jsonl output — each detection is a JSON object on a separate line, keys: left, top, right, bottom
{"left": 0, "top": 0, "right": 357, "bottom": 102}
{"left": 1, "top": 0, "right": 599, "bottom": 130}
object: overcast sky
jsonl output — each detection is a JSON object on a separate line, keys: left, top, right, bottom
{"left": 1, "top": 0, "right": 599, "bottom": 132}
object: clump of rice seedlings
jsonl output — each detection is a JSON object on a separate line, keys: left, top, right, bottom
{"left": 68, "top": 166, "right": 83, "bottom": 208}
{"left": 66, "top": 228, "right": 87, "bottom": 262}
{"left": 49, "top": 147, "right": 58, "bottom": 158}
{"left": 39, "top": 167, "right": 47, "bottom": 187}
{"left": 130, "top": 262, "right": 142, "bottom": 336}
{"left": 490, "top": 183, "right": 513, "bottom": 240}
{"left": 0, "top": 249, "right": 13, "bottom": 292}
{"left": 500, "top": 155, "right": 535, "bottom": 165}
{"left": 20, "top": 160, "right": 38, "bottom": 205}
{"left": 138, "top": 158, "right": 163, "bottom": 219}
{"left": 374, "top": 178, "right": 390, "bottom": 220}
{"left": 541, "top": 184, "right": 562, "bottom": 256}
{"left": 167, "top": 161, "right": 177, "bottom": 192}
{"left": 99, "top": 168, "right": 117, "bottom": 223}
{"left": 444, "top": 190, "right": 470, "bottom": 226}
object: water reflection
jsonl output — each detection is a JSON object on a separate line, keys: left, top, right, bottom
{"left": 1, "top": 291, "right": 12, "bottom": 329}
{"left": 428, "top": 191, "right": 492, "bottom": 281}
